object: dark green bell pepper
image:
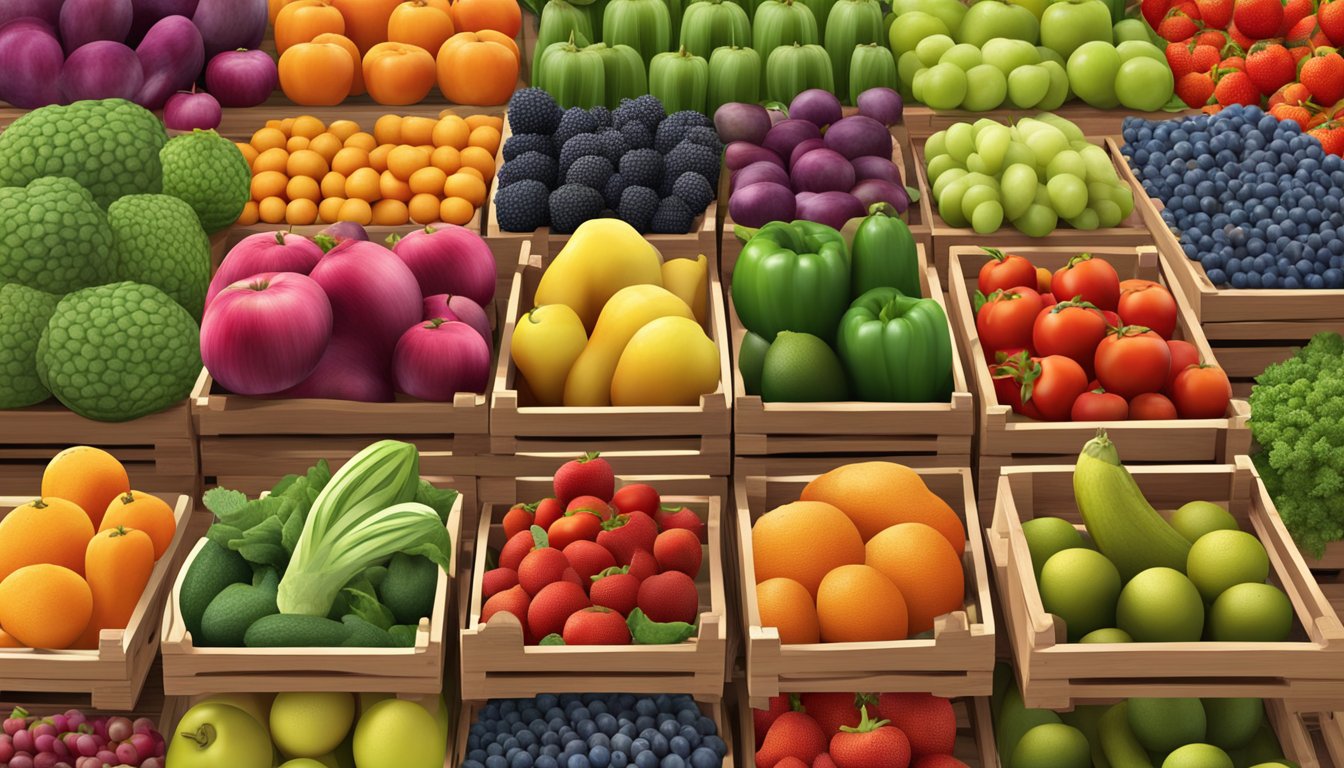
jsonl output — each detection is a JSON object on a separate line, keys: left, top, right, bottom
{"left": 730, "top": 220, "right": 850, "bottom": 343}
{"left": 837, "top": 287, "right": 953, "bottom": 402}
{"left": 852, "top": 202, "right": 919, "bottom": 300}
{"left": 738, "top": 330, "right": 770, "bottom": 396}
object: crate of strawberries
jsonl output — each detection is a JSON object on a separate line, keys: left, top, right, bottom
{"left": 946, "top": 245, "right": 1251, "bottom": 507}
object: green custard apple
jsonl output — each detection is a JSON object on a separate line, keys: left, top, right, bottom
{"left": 0, "top": 176, "right": 114, "bottom": 294}
{"left": 0, "top": 284, "right": 59, "bottom": 408}
{"left": 108, "top": 194, "right": 211, "bottom": 319}
{"left": 160, "top": 130, "right": 252, "bottom": 234}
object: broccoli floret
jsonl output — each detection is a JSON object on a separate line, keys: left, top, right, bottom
{"left": 1250, "top": 332, "right": 1344, "bottom": 555}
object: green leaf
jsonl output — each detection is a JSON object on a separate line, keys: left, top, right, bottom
{"left": 904, "top": 185, "right": 921, "bottom": 203}
{"left": 268, "top": 473, "right": 301, "bottom": 498}
{"left": 415, "top": 481, "right": 459, "bottom": 525}
{"left": 205, "top": 522, "right": 245, "bottom": 549}
{"left": 531, "top": 524, "right": 549, "bottom": 549}
{"left": 627, "top": 608, "right": 696, "bottom": 645}
{"left": 230, "top": 515, "right": 288, "bottom": 569}
{"left": 215, "top": 496, "right": 291, "bottom": 532}
{"left": 343, "top": 587, "right": 395, "bottom": 630}
{"left": 202, "top": 487, "right": 248, "bottom": 520}
{"left": 389, "top": 624, "right": 418, "bottom": 647}
{"left": 485, "top": 548, "right": 499, "bottom": 571}
{"left": 307, "top": 459, "right": 332, "bottom": 492}
{"left": 1163, "top": 93, "right": 1192, "bottom": 112}
{"left": 540, "top": 633, "right": 566, "bottom": 646}
{"left": 363, "top": 565, "right": 389, "bottom": 590}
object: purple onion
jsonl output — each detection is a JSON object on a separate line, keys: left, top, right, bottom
{"left": 164, "top": 90, "right": 221, "bottom": 131}
{"left": 424, "top": 293, "right": 491, "bottom": 346}
{"left": 791, "top": 148, "right": 856, "bottom": 193}
{"left": 788, "top": 88, "right": 843, "bottom": 129}
{"left": 135, "top": 14, "right": 205, "bottom": 109}
{"left": 762, "top": 119, "right": 823, "bottom": 163}
{"left": 857, "top": 86, "right": 904, "bottom": 126}
{"left": 204, "top": 48, "right": 276, "bottom": 108}
{"left": 393, "top": 318, "right": 492, "bottom": 400}
{"left": 713, "top": 102, "right": 772, "bottom": 145}
{"left": 796, "top": 190, "right": 865, "bottom": 230}
{"left": 730, "top": 161, "right": 791, "bottom": 194}
{"left": 788, "top": 138, "right": 826, "bottom": 170}
{"left": 850, "top": 178, "right": 910, "bottom": 213}
{"left": 61, "top": 41, "right": 143, "bottom": 102}
{"left": 0, "top": 19, "right": 63, "bottom": 107}
{"left": 729, "top": 181, "right": 796, "bottom": 227}
{"left": 725, "top": 141, "right": 782, "bottom": 172}
{"left": 852, "top": 155, "right": 904, "bottom": 185}
{"left": 823, "top": 115, "right": 893, "bottom": 160}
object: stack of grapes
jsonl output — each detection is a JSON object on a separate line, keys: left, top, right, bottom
{"left": 0, "top": 708, "right": 167, "bottom": 768}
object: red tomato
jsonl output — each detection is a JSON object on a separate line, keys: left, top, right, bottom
{"left": 1032, "top": 299, "right": 1107, "bottom": 376}
{"left": 1071, "top": 390, "right": 1129, "bottom": 421}
{"left": 990, "top": 351, "right": 1041, "bottom": 419}
{"left": 1052, "top": 253, "right": 1121, "bottom": 310}
{"left": 534, "top": 497, "right": 564, "bottom": 529}
{"left": 1118, "top": 281, "right": 1178, "bottom": 339}
{"left": 1130, "top": 392, "right": 1178, "bottom": 420}
{"left": 976, "top": 287, "right": 1045, "bottom": 361}
{"left": 1101, "top": 310, "right": 1121, "bottom": 327}
{"left": 1019, "top": 355, "right": 1089, "bottom": 421}
{"left": 978, "top": 247, "right": 1037, "bottom": 295}
{"left": 612, "top": 483, "right": 660, "bottom": 515}
{"left": 1165, "top": 339, "right": 1201, "bottom": 392}
{"left": 1036, "top": 267, "right": 1052, "bottom": 294}
{"left": 1095, "top": 326, "right": 1172, "bottom": 398}
{"left": 1119, "top": 278, "right": 1162, "bottom": 292}
{"left": 1171, "top": 364, "right": 1232, "bottom": 418}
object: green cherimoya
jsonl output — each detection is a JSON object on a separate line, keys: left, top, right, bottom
{"left": 108, "top": 195, "right": 211, "bottom": 319}
{"left": 0, "top": 99, "right": 168, "bottom": 208}
{"left": 0, "top": 176, "right": 114, "bottom": 294}
{"left": 38, "top": 281, "right": 201, "bottom": 422}
{"left": 160, "top": 130, "right": 251, "bottom": 234}
{"left": 0, "top": 284, "right": 59, "bottom": 408}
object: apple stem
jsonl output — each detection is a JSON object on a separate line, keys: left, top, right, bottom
{"left": 181, "top": 723, "right": 217, "bottom": 749}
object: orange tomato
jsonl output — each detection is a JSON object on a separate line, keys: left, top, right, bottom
{"left": 344, "top": 131, "right": 378, "bottom": 151}
{"left": 460, "top": 144, "right": 496, "bottom": 181}
{"left": 328, "top": 119, "right": 362, "bottom": 141}
{"left": 443, "top": 170, "right": 486, "bottom": 206}
{"left": 430, "top": 145, "right": 461, "bottom": 174}
{"left": 251, "top": 127, "right": 288, "bottom": 152}
{"left": 311, "top": 33, "right": 366, "bottom": 95}
{"left": 331, "top": 0, "right": 404, "bottom": 54}
{"left": 436, "top": 32, "right": 517, "bottom": 106}
{"left": 363, "top": 42, "right": 437, "bottom": 105}
{"left": 331, "top": 146, "right": 370, "bottom": 175}
{"left": 464, "top": 114, "right": 503, "bottom": 131}
{"left": 447, "top": 0, "right": 520, "bottom": 37}
{"left": 432, "top": 114, "right": 469, "bottom": 148}
{"left": 345, "top": 167, "right": 382, "bottom": 201}
{"left": 237, "top": 142, "right": 259, "bottom": 167}
{"left": 270, "top": 0, "right": 298, "bottom": 24}
{"left": 259, "top": 196, "right": 288, "bottom": 223}
{"left": 388, "top": 0, "right": 456, "bottom": 55}
{"left": 318, "top": 196, "right": 346, "bottom": 222}
{"left": 474, "top": 28, "right": 519, "bottom": 61}
{"left": 400, "top": 116, "right": 438, "bottom": 146}
{"left": 238, "top": 200, "right": 260, "bottom": 226}
{"left": 468, "top": 124, "right": 501, "bottom": 156}
{"left": 287, "top": 198, "right": 321, "bottom": 224}
{"left": 275, "top": 0, "right": 346, "bottom": 54}
{"left": 279, "top": 42, "right": 355, "bottom": 106}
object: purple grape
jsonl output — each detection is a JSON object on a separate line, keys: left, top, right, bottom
{"left": 15, "top": 729, "right": 34, "bottom": 753}
{"left": 73, "top": 757, "right": 99, "bottom": 768}
{"left": 129, "top": 733, "right": 154, "bottom": 757}
{"left": 61, "top": 734, "right": 79, "bottom": 752}
{"left": 34, "top": 733, "right": 55, "bottom": 752}
{"left": 95, "top": 749, "right": 116, "bottom": 765}
{"left": 63, "top": 712, "right": 84, "bottom": 730}
{"left": 90, "top": 721, "right": 106, "bottom": 740}
{"left": 115, "top": 742, "right": 138, "bottom": 764}
{"left": 106, "top": 718, "right": 131, "bottom": 743}
{"left": 132, "top": 718, "right": 155, "bottom": 737}
{"left": 33, "top": 751, "right": 57, "bottom": 768}
{"left": 47, "top": 715, "right": 67, "bottom": 734}
{"left": 141, "top": 757, "right": 163, "bottom": 768}
{"left": 0, "top": 734, "right": 12, "bottom": 762}
{"left": 54, "top": 762, "right": 72, "bottom": 768}
{"left": 10, "top": 753, "right": 34, "bottom": 768}
{"left": 74, "top": 734, "right": 97, "bottom": 757}
{"left": 5, "top": 719, "right": 26, "bottom": 736}
{"left": 32, "top": 723, "right": 55, "bottom": 739}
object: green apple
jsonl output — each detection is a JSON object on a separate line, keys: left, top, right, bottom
{"left": 983, "top": 38, "right": 1041, "bottom": 76}
{"left": 1112, "top": 18, "right": 1150, "bottom": 43}
{"left": 898, "top": 51, "right": 924, "bottom": 95}
{"left": 271, "top": 692, "right": 356, "bottom": 759}
{"left": 357, "top": 693, "right": 393, "bottom": 715}
{"left": 280, "top": 761, "right": 328, "bottom": 768}
{"left": 1011, "top": 0, "right": 1050, "bottom": 20}
{"left": 166, "top": 703, "right": 273, "bottom": 768}
{"left": 893, "top": 0, "right": 968, "bottom": 34}
{"left": 199, "top": 694, "right": 275, "bottom": 741}
{"left": 940, "top": 42, "right": 984, "bottom": 70}
{"left": 353, "top": 699, "right": 446, "bottom": 768}
{"left": 916, "top": 34, "right": 957, "bottom": 67}
{"left": 959, "top": 0, "right": 1040, "bottom": 46}
{"left": 1008, "top": 64, "right": 1051, "bottom": 108}
{"left": 1115, "top": 56, "right": 1174, "bottom": 111}
{"left": 889, "top": 11, "right": 950, "bottom": 57}
{"left": 1066, "top": 40, "right": 1121, "bottom": 108}
{"left": 1040, "top": 0, "right": 1112, "bottom": 60}
{"left": 1116, "top": 39, "right": 1164, "bottom": 63}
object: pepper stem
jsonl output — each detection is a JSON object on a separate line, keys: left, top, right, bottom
{"left": 839, "top": 705, "right": 891, "bottom": 734}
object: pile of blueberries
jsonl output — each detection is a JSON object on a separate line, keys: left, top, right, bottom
{"left": 460, "top": 693, "right": 728, "bottom": 768}
{"left": 1121, "top": 105, "right": 1344, "bottom": 290}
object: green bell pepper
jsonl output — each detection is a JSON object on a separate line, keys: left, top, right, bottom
{"left": 851, "top": 202, "right": 919, "bottom": 300}
{"left": 738, "top": 330, "right": 770, "bottom": 396}
{"left": 730, "top": 220, "right": 851, "bottom": 343}
{"left": 837, "top": 286, "right": 953, "bottom": 402}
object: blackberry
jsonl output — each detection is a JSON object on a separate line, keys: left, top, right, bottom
{"left": 597, "top": 128, "right": 630, "bottom": 165}
{"left": 620, "top": 120, "right": 653, "bottom": 150}
{"left": 614, "top": 94, "right": 665, "bottom": 132}
{"left": 502, "top": 132, "right": 555, "bottom": 162}
{"left": 664, "top": 110, "right": 712, "bottom": 131}
{"left": 671, "top": 172, "right": 714, "bottom": 213}
{"left": 604, "top": 172, "right": 627, "bottom": 209}
{"left": 558, "top": 133, "right": 606, "bottom": 176}
{"left": 565, "top": 154, "right": 615, "bottom": 190}
{"left": 497, "top": 151, "right": 558, "bottom": 188}
{"left": 683, "top": 126, "right": 722, "bottom": 152}
{"left": 555, "top": 107, "right": 598, "bottom": 148}
{"left": 506, "top": 88, "right": 562, "bottom": 135}
{"left": 548, "top": 183, "right": 605, "bottom": 233}
{"left": 619, "top": 148, "right": 664, "bottom": 189}
{"left": 665, "top": 141, "right": 720, "bottom": 187}
{"left": 654, "top": 112, "right": 713, "bottom": 154}
{"left": 618, "top": 185, "right": 660, "bottom": 233}
{"left": 590, "top": 105, "right": 612, "bottom": 128}
{"left": 494, "top": 179, "right": 550, "bottom": 231}
{"left": 651, "top": 196, "right": 694, "bottom": 234}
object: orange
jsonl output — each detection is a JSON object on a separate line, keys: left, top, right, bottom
{"left": 751, "top": 501, "right": 864, "bottom": 598}
{"left": 379, "top": 169, "right": 413, "bottom": 202}
{"left": 265, "top": 118, "right": 284, "bottom": 131}
{"left": 280, "top": 117, "right": 297, "bottom": 135}
{"left": 308, "top": 132, "right": 344, "bottom": 162}
{"left": 237, "top": 200, "right": 260, "bottom": 225}
{"left": 439, "top": 196, "right": 474, "bottom": 225}
{"left": 865, "top": 523, "right": 964, "bottom": 635}
{"left": 237, "top": 142, "right": 259, "bottom": 167}
{"left": 465, "top": 113, "right": 502, "bottom": 131}
{"left": 430, "top": 145, "right": 461, "bottom": 174}
{"left": 0, "top": 630, "right": 21, "bottom": 648}
{"left": 0, "top": 564, "right": 92, "bottom": 649}
{"left": 401, "top": 116, "right": 438, "bottom": 146}
{"left": 369, "top": 143, "right": 394, "bottom": 172}
{"left": 815, "top": 564, "right": 908, "bottom": 642}
{"left": 250, "top": 126, "right": 287, "bottom": 152}
{"left": 101, "top": 491, "right": 177, "bottom": 561}
{"left": 338, "top": 198, "right": 374, "bottom": 224}
{"left": 331, "top": 146, "right": 370, "bottom": 176}
{"left": 372, "top": 198, "right": 410, "bottom": 224}
{"left": 318, "top": 196, "right": 346, "bottom": 222}
{"left": 286, "top": 175, "right": 322, "bottom": 202}
{"left": 0, "top": 497, "right": 95, "bottom": 579}
{"left": 345, "top": 167, "right": 381, "bottom": 201}
{"left": 287, "top": 148, "right": 329, "bottom": 179}
{"left": 374, "top": 114, "right": 403, "bottom": 145}
{"left": 291, "top": 114, "right": 326, "bottom": 139}
{"left": 252, "top": 147, "right": 290, "bottom": 174}
{"left": 344, "top": 131, "right": 378, "bottom": 151}
{"left": 443, "top": 171, "right": 486, "bottom": 206}
{"left": 409, "top": 193, "right": 442, "bottom": 223}
{"left": 259, "top": 196, "right": 288, "bottom": 223}
{"left": 321, "top": 171, "right": 348, "bottom": 198}
{"left": 409, "top": 166, "right": 448, "bottom": 195}
{"left": 388, "top": 145, "right": 430, "bottom": 180}
{"left": 468, "top": 124, "right": 501, "bottom": 156}
{"left": 251, "top": 171, "right": 289, "bottom": 201}
{"left": 287, "top": 198, "right": 320, "bottom": 224}
{"left": 456, "top": 165, "right": 484, "bottom": 182}
{"left": 285, "top": 135, "right": 311, "bottom": 152}
{"left": 756, "top": 577, "right": 820, "bottom": 644}
{"left": 328, "top": 119, "right": 362, "bottom": 142}
{"left": 432, "top": 114, "right": 470, "bottom": 149}
{"left": 41, "top": 447, "right": 128, "bottom": 530}
{"left": 801, "top": 462, "right": 966, "bottom": 553}
{"left": 460, "top": 144, "right": 496, "bottom": 180}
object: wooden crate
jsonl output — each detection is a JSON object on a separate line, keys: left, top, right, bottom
{"left": 946, "top": 245, "right": 1252, "bottom": 512}
{"left": 460, "top": 476, "right": 728, "bottom": 701}
{"left": 0, "top": 402, "right": 198, "bottom": 499}
{"left": 482, "top": 240, "right": 732, "bottom": 480}
{"left": 160, "top": 492, "right": 462, "bottom": 696}
{"left": 1107, "top": 136, "right": 1344, "bottom": 396}
{"left": 0, "top": 494, "right": 192, "bottom": 710}
{"left": 913, "top": 138, "right": 1155, "bottom": 283}
{"left": 987, "top": 459, "right": 1344, "bottom": 711}
{"left": 731, "top": 245, "right": 974, "bottom": 474}
{"left": 736, "top": 468, "right": 995, "bottom": 708}
{"left": 902, "top": 105, "right": 1201, "bottom": 141}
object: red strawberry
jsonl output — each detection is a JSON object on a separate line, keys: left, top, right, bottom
{"left": 876, "top": 693, "right": 956, "bottom": 757}
{"left": 548, "top": 509, "right": 603, "bottom": 550}
{"left": 534, "top": 497, "right": 564, "bottom": 531}
{"left": 1282, "top": 0, "right": 1313, "bottom": 31}
{"left": 1195, "top": 28, "right": 1228, "bottom": 47}
{"left": 1159, "top": 8, "right": 1201, "bottom": 39}
{"left": 590, "top": 567, "right": 640, "bottom": 615}
{"left": 526, "top": 580, "right": 590, "bottom": 641}
{"left": 1322, "top": 0, "right": 1344, "bottom": 42}
{"left": 1286, "top": 12, "right": 1320, "bottom": 42}
{"left": 1302, "top": 51, "right": 1344, "bottom": 105}
{"left": 1271, "top": 102, "right": 1313, "bottom": 126}
{"left": 1176, "top": 71, "right": 1217, "bottom": 106}
{"left": 611, "top": 483, "right": 660, "bottom": 515}
{"left": 1291, "top": 43, "right": 1314, "bottom": 64}
{"left": 562, "top": 605, "right": 631, "bottom": 644}
{"left": 1233, "top": 0, "right": 1285, "bottom": 37}
{"left": 757, "top": 711, "right": 828, "bottom": 768}
{"left": 567, "top": 495, "right": 612, "bottom": 518}
{"left": 1197, "top": 0, "right": 1234, "bottom": 27}
{"left": 518, "top": 546, "right": 571, "bottom": 595}
{"left": 1229, "top": 22, "right": 1256, "bottom": 49}
{"left": 1190, "top": 43, "right": 1221, "bottom": 72}
{"left": 481, "top": 584, "right": 533, "bottom": 640}
{"left": 503, "top": 502, "right": 537, "bottom": 540}
{"left": 1310, "top": 124, "right": 1344, "bottom": 155}
{"left": 912, "top": 757, "right": 970, "bottom": 768}
{"left": 1215, "top": 69, "right": 1261, "bottom": 104}
{"left": 1166, "top": 41, "right": 1197, "bottom": 76}
{"left": 1270, "top": 80, "right": 1311, "bottom": 106}
{"left": 799, "top": 693, "right": 868, "bottom": 736}
{"left": 1222, "top": 54, "right": 1247, "bottom": 70}
{"left": 563, "top": 539, "right": 616, "bottom": 583}
{"left": 596, "top": 510, "right": 658, "bottom": 565}
{"left": 499, "top": 528, "right": 540, "bottom": 571}
{"left": 814, "top": 755, "right": 840, "bottom": 768}
{"left": 482, "top": 567, "right": 519, "bottom": 599}
{"left": 754, "top": 695, "right": 795, "bottom": 749}
{"left": 1246, "top": 41, "right": 1296, "bottom": 93}
{"left": 629, "top": 548, "right": 659, "bottom": 581}
{"left": 653, "top": 528, "right": 703, "bottom": 576}
{"left": 828, "top": 706, "right": 911, "bottom": 768}
{"left": 636, "top": 570, "right": 699, "bottom": 624}
{"left": 654, "top": 505, "right": 706, "bottom": 542}
{"left": 553, "top": 452, "right": 614, "bottom": 505}
{"left": 776, "top": 759, "right": 810, "bottom": 768}
{"left": 1143, "top": 0, "right": 1175, "bottom": 28}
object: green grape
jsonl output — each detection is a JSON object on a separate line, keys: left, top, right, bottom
{"left": 1113, "top": 184, "right": 1135, "bottom": 218}
{"left": 1002, "top": 140, "right": 1036, "bottom": 169}
{"left": 899, "top": 52, "right": 925, "bottom": 94}
{"left": 1007, "top": 65, "right": 1050, "bottom": 109}
{"left": 961, "top": 183, "right": 1000, "bottom": 223}
{"left": 925, "top": 130, "right": 949, "bottom": 159}
{"left": 1013, "top": 203, "right": 1059, "bottom": 237}
{"left": 971, "top": 200, "right": 1005, "bottom": 234}
{"left": 962, "top": 64, "right": 1008, "bottom": 111}
{"left": 940, "top": 43, "right": 984, "bottom": 70}
{"left": 924, "top": 63, "right": 969, "bottom": 110}
{"left": 1079, "top": 145, "right": 1114, "bottom": 182}
{"left": 945, "top": 122, "right": 976, "bottom": 162}
{"left": 927, "top": 153, "right": 966, "bottom": 184}
{"left": 1047, "top": 173, "right": 1088, "bottom": 219}
{"left": 1046, "top": 150, "right": 1086, "bottom": 180}
{"left": 1036, "top": 46, "right": 1065, "bottom": 66}
{"left": 1001, "top": 163, "right": 1038, "bottom": 221}
{"left": 1086, "top": 180, "right": 1114, "bottom": 204}
{"left": 962, "top": 171, "right": 999, "bottom": 192}
{"left": 975, "top": 124, "right": 1011, "bottom": 173}
{"left": 916, "top": 34, "right": 957, "bottom": 67}
{"left": 1034, "top": 182, "right": 1052, "bottom": 206}
{"left": 939, "top": 174, "right": 975, "bottom": 227}
{"left": 966, "top": 152, "right": 991, "bottom": 175}
{"left": 932, "top": 167, "right": 969, "bottom": 200}
{"left": 982, "top": 38, "right": 1040, "bottom": 76}
{"left": 912, "top": 68, "right": 929, "bottom": 103}
{"left": 1037, "top": 60, "right": 1071, "bottom": 110}
{"left": 1024, "top": 125, "right": 1069, "bottom": 166}
{"left": 1036, "top": 112, "right": 1086, "bottom": 142}
{"left": 1067, "top": 208, "right": 1101, "bottom": 230}
{"left": 891, "top": 11, "right": 950, "bottom": 57}
{"left": 1093, "top": 198, "right": 1122, "bottom": 228}
{"left": 1116, "top": 40, "right": 1165, "bottom": 64}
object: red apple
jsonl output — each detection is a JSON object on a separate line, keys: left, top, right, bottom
{"left": 201, "top": 272, "right": 334, "bottom": 396}
{"left": 164, "top": 89, "right": 221, "bottom": 131}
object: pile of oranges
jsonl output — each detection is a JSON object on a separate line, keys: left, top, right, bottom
{"left": 235, "top": 111, "right": 501, "bottom": 228}
{"left": 751, "top": 462, "right": 967, "bottom": 644}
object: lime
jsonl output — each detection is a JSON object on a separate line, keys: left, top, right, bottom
{"left": 1161, "top": 744, "right": 1234, "bottom": 768}
{"left": 1186, "top": 530, "right": 1270, "bottom": 603}
{"left": 1010, "top": 723, "right": 1091, "bottom": 768}
{"left": 1238, "top": 722, "right": 1290, "bottom": 765}
{"left": 1023, "top": 517, "right": 1085, "bottom": 578}
{"left": 1202, "top": 698, "right": 1264, "bottom": 751}
{"left": 1128, "top": 698, "right": 1206, "bottom": 753}
{"left": 1116, "top": 567, "right": 1204, "bottom": 642}
{"left": 1039, "top": 548, "right": 1122, "bottom": 641}
{"left": 1079, "top": 627, "right": 1132, "bottom": 643}
{"left": 1170, "top": 501, "right": 1239, "bottom": 542}
{"left": 1208, "top": 583, "right": 1294, "bottom": 641}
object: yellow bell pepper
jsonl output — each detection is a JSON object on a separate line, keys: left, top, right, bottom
{"left": 534, "top": 219, "right": 663, "bottom": 332}
{"left": 563, "top": 285, "right": 695, "bottom": 407}
{"left": 610, "top": 316, "right": 721, "bottom": 406}
{"left": 510, "top": 304, "right": 588, "bottom": 406}
{"left": 660, "top": 254, "right": 709, "bottom": 325}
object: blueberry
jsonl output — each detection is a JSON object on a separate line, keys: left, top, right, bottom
{"left": 636, "top": 700, "right": 658, "bottom": 717}
{"left": 490, "top": 744, "right": 506, "bottom": 757}
{"left": 589, "top": 745, "right": 612, "bottom": 768}
{"left": 632, "top": 738, "right": 650, "bottom": 755}
{"left": 636, "top": 716, "right": 656, "bottom": 732}
{"left": 472, "top": 750, "right": 489, "bottom": 762}
{"left": 544, "top": 746, "right": 562, "bottom": 758}
{"left": 488, "top": 756, "right": 509, "bottom": 768}
{"left": 678, "top": 726, "right": 701, "bottom": 746}
{"left": 651, "top": 734, "right": 669, "bottom": 757}
{"left": 596, "top": 714, "right": 618, "bottom": 735}
{"left": 537, "top": 757, "right": 560, "bottom": 768}
{"left": 669, "top": 736, "right": 690, "bottom": 757}
{"left": 589, "top": 734, "right": 611, "bottom": 750}
{"left": 544, "top": 732, "right": 561, "bottom": 747}
{"left": 568, "top": 755, "right": 592, "bottom": 768}
{"left": 579, "top": 721, "right": 598, "bottom": 739}
{"left": 465, "top": 762, "right": 487, "bottom": 768}
{"left": 660, "top": 720, "right": 680, "bottom": 739}
{"left": 701, "top": 736, "right": 727, "bottom": 757}
{"left": 689, "top": 748, "right": 720, "bottom": 768}
{"left": 513, "top": 753, "right": 536, "bottom": 768}
{"left": 509, "top": 747, "right": 524, "bottom": 760}
{"left": 636, "top": 752, "right": 659, "bottom": 768}
{"left": 506, "top": 737, "right": 522, "bottom": 750}
{"left": 611, "top": 752, "right": 629, "bottom": 768}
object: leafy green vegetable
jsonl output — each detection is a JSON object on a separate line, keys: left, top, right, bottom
{"left": 389, "top": 624, "right": 418, "bottom": 647}
{"left": 343, "top": 586, "right": 395, "bottom": 630}
{"left": 540, "top": 633, "right": 566, "bottom": 646}
{"left": 1250, "top": 332, "right": 1344, "bottom": 556}
{"left": 415, "top": 480, "right": 459, "bottom": 525}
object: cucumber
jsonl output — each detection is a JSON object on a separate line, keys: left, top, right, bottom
{"left": 179, "top": 539, "right": 252, "bottom": 640}
{"left": 1099, "top": 702, "right": 1154, "bottom": 768}
{"left": 244, "top": 614, "right": 351, "bottom": 647}
{"left": 1073, "top": 431, "right": 1191, "bottom": 581}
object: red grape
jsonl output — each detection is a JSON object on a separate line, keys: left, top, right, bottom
{"left": 129, "top": 732, "right": 155, "bottom": 757}
{"left": 141, "top": 757, "right": 164, "bottom": 768}
{"left": 132, "top": 718, "right": 156, "bottom": 736}
{"left": 95, "top": 748, "right": 116, "bottom": 765}
{"left": 74, "top": 734, "right": 97, "bottom": 757}
{"left": 32, "top": 722, "right": 55, "bottom": 739}
{"left": 106, "top": 717, "right": 132, "bottom": 743}
{"left": 33, "top": 751, "right": 57, "bottom": 768}
{"left": 15, "top": 728, "right": 34, "bottom": 753}
{"left": 10, "top": 753, "right": 34, "bottom": 768}
{"left": 63, "top": 712, "right": 85, "bottom": 730}
{"left": 34, "top": 733, "right": 54, "bottom": 752}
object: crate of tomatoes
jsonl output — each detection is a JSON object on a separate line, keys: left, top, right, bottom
{"left": 946, "top": 246, "right": 1251, "bottom": 511}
